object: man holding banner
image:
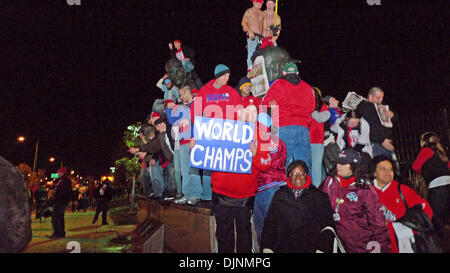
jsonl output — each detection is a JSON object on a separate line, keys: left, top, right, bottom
{"left": 191, "top": 97, "right": 271, "bottom": 252}
{"left": 189, "top": 64, "right": 242, "bottom": 204}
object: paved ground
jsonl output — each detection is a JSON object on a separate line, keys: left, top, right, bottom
{"left": 22, "top": 203, "right": 136, "bottom": 253}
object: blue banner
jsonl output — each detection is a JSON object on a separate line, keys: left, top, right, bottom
{"left": 190, "top": 117, "right": 255, "bottom": 174}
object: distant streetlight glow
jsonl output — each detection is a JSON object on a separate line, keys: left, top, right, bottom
{"left": 49, "top": 157, "right": 55, "bottom": 163}
{"left": 18, "top": 136, "right": 26, "bottom": 142}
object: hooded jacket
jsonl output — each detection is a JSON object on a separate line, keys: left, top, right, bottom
{"left": 193, "top": 79, "right": 242, "bottom": 120}
{"left": 262, "top": 78, "right": 315, "bottom": 128}
{"left": 332, "top": 115, "right": 373, "bottom": 157}
{"left": 319, "top": 175, "right": 391, "bottom": 253}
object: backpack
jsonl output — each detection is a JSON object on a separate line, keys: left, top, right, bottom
{"left": 396, "top": 183, "right": 442, "bottom": 253}
{"left": 323, "top": 141, "right": 341, "bottom": 176}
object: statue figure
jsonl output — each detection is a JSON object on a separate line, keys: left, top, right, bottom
{"left": 261, "top": 46, "right": 291, "bottom": 83}
{"left": 0, "top": 156, "right": 32, "bottom": 253}
{"left": 165, "top": 58, "right": 201, "bottom": 91}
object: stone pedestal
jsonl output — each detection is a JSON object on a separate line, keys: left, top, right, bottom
{"left": 0, "top": 156, "right": 32, "bottom": 253}
{"left": 133, "top": 198, "right": 217, "bottom": 253}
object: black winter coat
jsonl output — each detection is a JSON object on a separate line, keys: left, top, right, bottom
{"left": 261, "top": 185, "right": 335, "bottom": 253}
{"left": 94, "top": 184, "right": 113, "bottom": 203}
{"left": 55, "top": 175, "right": 73, "bottom": 202}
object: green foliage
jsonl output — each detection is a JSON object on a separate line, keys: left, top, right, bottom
{"left": 113, "top": 121, "right": 143, "bottom": 182}
{"left": 114, "top": 157, "right": 140, "bottom": 182}
{"left": 123, "top": 122, "right": 142, "bottom": 148}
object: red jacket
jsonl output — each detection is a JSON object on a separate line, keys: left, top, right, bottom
{"left": 192, "top": 79, "right": 242, "bottom": 120}
{"left": 212, "top": 141, "right": 271, "bottom": 199}
{"left": 374, "top": 180, "right": 433, "bottom": 253}
{"left": 241, "top": 95, "right": 262, "bottom": 108}
{"left": 309, "top": 104, "right": 329, "bottom": 144}
{"left": 261, "top": 79, "right": 315, "bottom": 128}
{"left": 256, "top": 136, "right": 288, "bottom": 192}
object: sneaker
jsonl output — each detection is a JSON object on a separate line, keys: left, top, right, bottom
{"left": 163, "top": 196, "right": 175, "bottom": 201}
{"left": 175, "top": 193, "right": 183, "bottom": 199}
{"left": 187, "top": 198, "right": 200, "bottom": 206}
{"left": 148, "top": 193, "right": 155, "bottom": 198}
{"left": 174, "top": 197, "right": 188, "bottom": 205}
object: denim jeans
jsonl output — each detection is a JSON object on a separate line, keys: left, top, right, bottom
{"left": 163, "top": 162, "right": 176, "bottom": 197}
{"left": 174, "top": 144, "right": 191, "bottom": 197}
{"left": 140, "top": 166, "right": 152, "bottom": 196}
{"left": 311, "top": 143, "right": 325, "bottom": 187}
{"left": 253, "top": 185, "right": 282, "bottom": 246}
{"left": 247, "top": 37, "right": 259, "bottom": 69}
{"left": 191, "top": 168, "right": 212, "bottom": 201}
{"left": 279, "top": 125, "right": 312, "bottom": 171}
{"left": 180, "top": 147, "right": 203, "bottom": 200}
{"left": 150, "top": 161, "right": 164, "bottom": 197}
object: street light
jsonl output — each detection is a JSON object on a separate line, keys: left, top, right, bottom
{"left": 49, "top": 157, "right": 56, "bottom": 163}
{"left": 17, "top": 136, "right": 39, "bottom": 172}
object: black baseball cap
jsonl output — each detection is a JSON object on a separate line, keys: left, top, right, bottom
{"left": 335, "top": 149, "right": 362, "bottom": 165}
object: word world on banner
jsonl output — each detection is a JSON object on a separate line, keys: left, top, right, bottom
{"left": 190, "top": 117, "right": 255, "bottom": 174}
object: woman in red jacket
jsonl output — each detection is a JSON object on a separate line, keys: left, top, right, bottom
{"left": 370, "top": 155, "right": 433, "bottom": 252}
{"left": 412, "top": 131, "right": 450, "bottom": 241}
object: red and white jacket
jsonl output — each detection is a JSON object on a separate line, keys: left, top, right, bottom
{"left": 373, "top": 179, "right": 433, "bottom": 253}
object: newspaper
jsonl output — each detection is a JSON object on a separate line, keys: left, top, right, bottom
{"left": 247, "top": 55, "right": 270, "bottom": 98}
{"left": 342, "top": 92, "right": 364, "bottom": 110}
{"left": 375, "top": 104, "right": 393, "bottom": 128}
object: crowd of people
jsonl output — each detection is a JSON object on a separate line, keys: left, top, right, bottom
{"left": 126, "top": 0, "right": 449, "bottom": 253}
{"left": 29, "top": 168, "right": 123, "bottom": 238}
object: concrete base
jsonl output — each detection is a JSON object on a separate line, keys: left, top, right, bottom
{"left": 133, "top": 197, "right": 217, "bottom": 253}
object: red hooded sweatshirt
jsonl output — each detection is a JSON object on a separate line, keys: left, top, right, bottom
{"left": 192, "top": 79, "right": 242, "bottom": 121}
{"left": 262, "top": 79, "right": 315, "bottom": 128}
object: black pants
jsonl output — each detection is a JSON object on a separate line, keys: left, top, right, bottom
{"left": 35, "top": 201, "right": 44, "bottom": 219}
{"left": 93, "top": 201, "right": 108, "bottom": 224}
{"left": 428, "top": 184, "right": 450, "bottom": 232}
{"left": 213, "top": 195, "right": 253, "bottom": 253}
{"left": 51, "top": 200, "right": 69, "bottom": 237}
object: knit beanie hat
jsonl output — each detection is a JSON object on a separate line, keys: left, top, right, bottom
{"left": 214, "top": 64, "right": 231, "bottom": 79}
{"left": 163, "top": 78, "right": 172, "bottom": 84}
{"left": 283, "top": 62, "right": 298, "bottom": 74}
{"left": 238, "top": 76, "right": 252, "bottom": 90}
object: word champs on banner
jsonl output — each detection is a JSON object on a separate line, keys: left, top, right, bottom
{"left": 190, "top": 117, "right": 255, "bottom": 174}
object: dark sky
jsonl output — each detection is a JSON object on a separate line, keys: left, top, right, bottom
{"left": 1, "top": 0, "right": 448, "bottom": 178}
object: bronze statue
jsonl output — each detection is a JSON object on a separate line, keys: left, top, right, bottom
{"left": 261, "top": 46, "right": 292, "bottom": 83}
{"left": 165, "top": 58, "right": 201, "bottom": 91}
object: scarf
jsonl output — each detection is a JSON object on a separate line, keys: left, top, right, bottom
{"left": 338, "top": 175, "right": 356, "bottom": 188}
{"left": 287, "top": 175, "right": 312, "bottom": 199}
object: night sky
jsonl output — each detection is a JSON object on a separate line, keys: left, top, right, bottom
{"left": 1, "top": 0, "right": 448, "bottom": 178}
